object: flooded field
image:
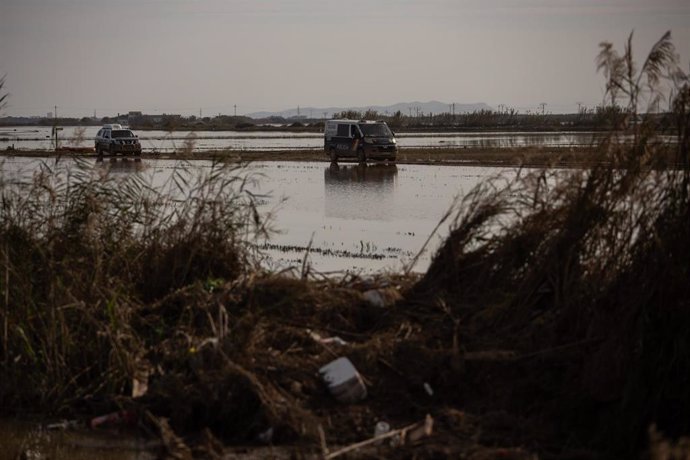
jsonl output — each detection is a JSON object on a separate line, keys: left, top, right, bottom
{"left": 0, "top": 125, "right": 603, "bottom": 152}
{"left": 1, "top": 157, "right": 507, "bottom": 273}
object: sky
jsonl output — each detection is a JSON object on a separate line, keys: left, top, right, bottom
{"left": 1, "top": 0, "right": 689, "bottom": 117}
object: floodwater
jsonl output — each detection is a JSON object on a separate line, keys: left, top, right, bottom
{"left": 0, "top": 125, "right": 603, "bottom": 152}
{"left": 0, "top": 157, "right": 508, "bottom": 273}
{"left": 256, "top": 161, "right": 503, "bottom": 273}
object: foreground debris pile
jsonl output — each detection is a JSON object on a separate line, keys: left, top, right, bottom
{"left": 3, "top": 261, "right": 690, "bottom": 459}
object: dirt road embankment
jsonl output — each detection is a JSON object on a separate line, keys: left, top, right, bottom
{"left": 2, "top": 146, "right": 601, "bottom": 168}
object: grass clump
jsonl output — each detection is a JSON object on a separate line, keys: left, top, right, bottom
{"left": 412, "top": 31, "right": 690, "bottom": 456}
{"left": 0, "top": 158, "right": 265, "bottom": 412}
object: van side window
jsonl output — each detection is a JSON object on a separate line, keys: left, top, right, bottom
{"left": 337, "top": 124, "right": 349, "bottom": 137}
{"left": 350, "top": 125, "right": 359, "bottom": 138}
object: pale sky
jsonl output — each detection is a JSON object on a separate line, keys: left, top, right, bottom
{"left": 1, "top": 0, "right": 689, "bottom": 117}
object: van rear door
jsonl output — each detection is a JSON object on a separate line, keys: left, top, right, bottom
{"left": 334, "top": 123, "right": 352, "bottom": 154}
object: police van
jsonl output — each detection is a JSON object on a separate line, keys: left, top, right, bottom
{"left": 324, "top": 119, "right": 397, "bottom": 163}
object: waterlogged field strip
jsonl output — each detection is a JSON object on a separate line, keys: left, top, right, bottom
{"left": 1, "top": 126, "right": 607, "bottom": 152}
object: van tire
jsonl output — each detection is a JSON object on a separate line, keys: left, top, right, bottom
{"left": 358, "top": 149, "right": 366, "bottom": 163}
{"left": 329, "top": 148, "right": 338, "bottom": 163}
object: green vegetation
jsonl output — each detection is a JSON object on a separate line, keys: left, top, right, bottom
{"left": 0, "top": 32, "right": 689, "bottom": 458}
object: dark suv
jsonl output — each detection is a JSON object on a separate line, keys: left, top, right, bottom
{"left": 95, "top": 124, "right": 142, "bottom": 157}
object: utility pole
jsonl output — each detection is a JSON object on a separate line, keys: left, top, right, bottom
{"left": 52, "top": 105, "right": 62, "bottom": 151}
{"left": 539, "top": 102, "right": 546, "bottom": 115}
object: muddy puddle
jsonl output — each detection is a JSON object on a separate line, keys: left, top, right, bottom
{"left": 0, "top": 157, "right": 510, "bottom": 273}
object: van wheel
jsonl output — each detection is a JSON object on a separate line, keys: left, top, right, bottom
{"left": 329, "top": 148, "right": 338, "bottom": 163}
{"left": 358, "top": 149, "right": 366, "bottom": 163}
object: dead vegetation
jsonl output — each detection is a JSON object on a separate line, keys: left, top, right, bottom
{"left": 1, "top": 32, "right": 689, "bottom": 459}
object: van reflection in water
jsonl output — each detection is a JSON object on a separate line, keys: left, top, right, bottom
{"left": 324, "top": 163, "right": 398, "bottom": 220}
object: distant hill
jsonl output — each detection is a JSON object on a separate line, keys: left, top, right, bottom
{"left": 246, "top": 101, "right": 492, "bottom": 119}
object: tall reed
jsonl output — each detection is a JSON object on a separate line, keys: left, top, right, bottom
{"left": 415, "top": 31, "right": 689, "bottom": 454}
{"left": 0, "top": 157, "right": 267, "bottom": 411}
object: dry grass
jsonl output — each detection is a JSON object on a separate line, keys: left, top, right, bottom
{"left": 412, "top": 30, "right": 690, "bottom": 456}
{"left": 0, "top": 158, "right": 267, "bottom": 412}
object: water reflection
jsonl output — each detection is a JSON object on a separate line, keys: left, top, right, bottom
{"left": 324, "top": 163, "right": 398, "bottom": 220}
{"left": 95, "top": 157, "right": 145, "bottom": 175}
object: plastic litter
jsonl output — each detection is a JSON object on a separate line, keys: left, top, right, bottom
{"left": 363, "top": 287, "right": 402, "bottom": 308}
{"left": 374, "top": 421, "right": 390, "bottom": 437}
{"left": 257, "top": 427, "right": 274, "bottom": 444}
{"left": 423, "top": 382, "right": 434, "bottom": 396}
{"left": 363, "top": 289, "right": 385, "bottom": 307}
{"left": 46, "top": 419, "right": 80, "bottom": 431}
{"left": 319, "top": 357, "right": 367, "bottom": 403}
{"left": 308, "top": 330, "right": 348, "bottom": 346}
{"left": 90, "top": 410, "right": 137, "bottom": 429}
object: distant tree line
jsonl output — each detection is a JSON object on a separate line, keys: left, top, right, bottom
{"left": 330, "top": 104, "right": 665, "bottom": 131}
{"left": 0, "top": 104, "right": 674, "bottom": 132}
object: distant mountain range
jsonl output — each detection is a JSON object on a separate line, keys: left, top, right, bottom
{"left": 246, "top": 101, "right": 492, "bottom": 119}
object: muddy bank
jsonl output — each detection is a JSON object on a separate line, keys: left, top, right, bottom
{"left": 3, "top": 145, "right": 601, "bottom": 168}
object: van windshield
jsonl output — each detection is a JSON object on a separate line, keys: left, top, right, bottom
{"left": 112, "top": 130, "right": 135, "bottom": 138}
{"left": 358, "top": 123, "right": 392, "bottom": 137}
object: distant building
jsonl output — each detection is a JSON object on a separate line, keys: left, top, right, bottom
{"left": 128, "top": 111, "right": 143, "bottom": 124}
